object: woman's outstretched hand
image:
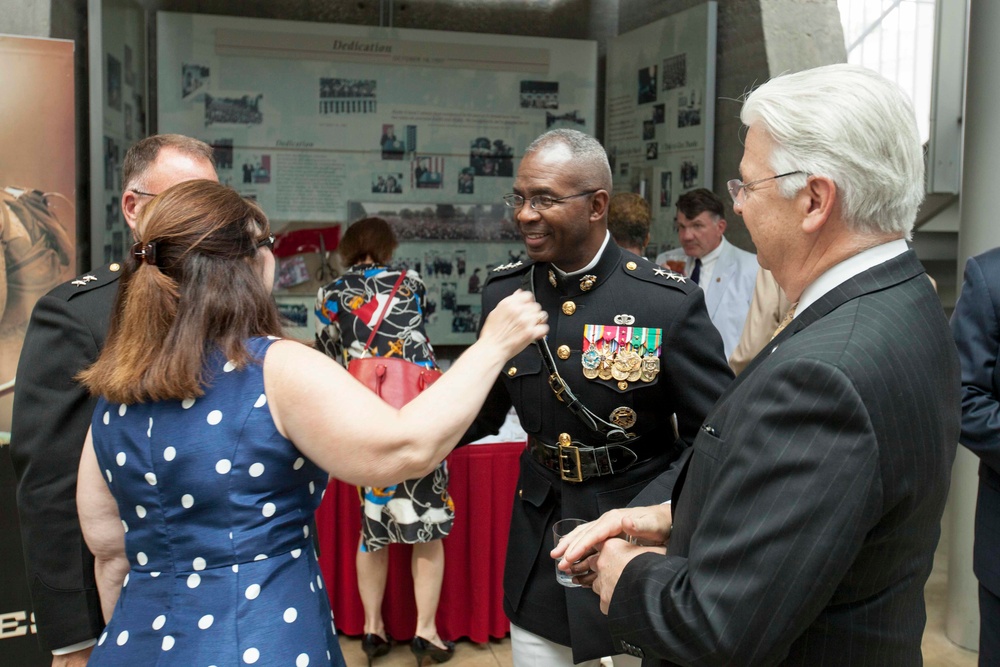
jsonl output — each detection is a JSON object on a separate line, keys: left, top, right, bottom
{"left": 478, "top": 290, "right": 548, "bottom": 359}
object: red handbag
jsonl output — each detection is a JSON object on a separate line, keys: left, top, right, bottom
{"left": 346, "top": 271, "right": 441, "bottom": 409}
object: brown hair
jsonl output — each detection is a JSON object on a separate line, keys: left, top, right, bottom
{"left": 122, "top": 134, "right": 216, "bottom": 191}
{"left": 608, "top": 192, "right": 651, "bottom": 251}
{"left": 675, "top": 188, "right": 725, "bottom": 221}
{"left": 78, "top": 180, "right": 282, "bottom": 404}
{"left": 338, "top": 217, "right": 398, "bottom": 266}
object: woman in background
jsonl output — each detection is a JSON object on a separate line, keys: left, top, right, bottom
{"left": 76, "top": 181, "right": 546, "bottom": 667}
{"left": 315, "top": 217, "right": 455, "bottom": 665}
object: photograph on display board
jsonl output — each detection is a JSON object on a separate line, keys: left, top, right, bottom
{"left": 253, "top": 155, "right": 271, "bottom": 184}
{"left": 380, "top": 123, "right": 405, "bottom": 159}
{"left": 457, "top": 167, "right": 474, "bottom": 194}
{"left": 371, "top": 173, "right": 403, "bottom": 194}
{"left": 678, "top": 89, "right": 702, "bottom": 128}
{"left": 182, "top": 63, "right": 210, "bottom": 99}
{"left": 660, "top": 171, "right": 673, "bottom": 208}
{"left": 637, "top": 65, "right": 657, "bottom": 104}
{"left": 205, "top": 93, "right": 263, "bottom": 126}
{"left": 125, "top": 44, "right": 135, "bottom": 86}
{"left": 412, "top": 155, "right": 444, "bottom": 189}
{"left": 681, "top": 159, "right": 699, "bottom": 188}
{"left": 469, "top": 137, "right": 513, "bottom": 177}
{"left": 662, "top": 53, "right": 687, "bottom": 91}
{"left": 642, "top": 120, "right": 655, "bottom": 140}
{"left": 319, "top": 77, "right": 377, "bottom": 115}
{"left": 275, "top": 295, "right": 315, "bottom": 341}
{"left": 546, "top": 109, "right": 586, "bottom": 129}
{"left": 134, "top": 93, "right": 146, "bottom": 135}
{"left": 653, "top": 103, "right": 665, "bottom": 124}
{"left": 124, "top": 103, "right": 134, "bottom": 140}
{"left": 520, "top": 80, "right": 559, "bottom": 109}
{"left": 107, "top": 53, "right": 122, "bottom": 110}
{"left": 103, "top": 136, "right": 118, "bottom": 190}
{"left": 212, "top": 139, "right": 234, "bottom": 170}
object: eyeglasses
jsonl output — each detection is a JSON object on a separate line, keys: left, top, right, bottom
{"left": 726, "top": 171, "right": 806, "bottom": 205}
{"left": 256, "top": 234, "right": 275, "bottom": 250}
{"left": 502, "top": 190, "right": 598, "bottom": 211}
{"left": 130, "top": 189, "right": 157, "bottom": 198}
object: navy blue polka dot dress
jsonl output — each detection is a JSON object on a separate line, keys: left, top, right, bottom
{"left": 88, "top": 336, "right": 344, "bottom": 666}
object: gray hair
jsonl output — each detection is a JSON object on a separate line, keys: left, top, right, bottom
{"left": 741, "top": 64, "right": 924, "bottom": 239}
{"left": 524, "top": 129, "right": 613, "bottom": 191}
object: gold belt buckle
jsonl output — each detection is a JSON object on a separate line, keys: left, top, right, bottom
{"left": 558, "top": 433, "right": 583, "bottom": 483}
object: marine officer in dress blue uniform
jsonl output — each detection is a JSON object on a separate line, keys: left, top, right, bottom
{"left": 465, "top": 129, "right": 733, "bottom": 666}
{"left": 9, "top": 134, "right": 217, "bottom": 667}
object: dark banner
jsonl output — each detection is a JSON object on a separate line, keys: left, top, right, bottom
{"left": 1, "top": 446, "right": 48, "bottom": 665}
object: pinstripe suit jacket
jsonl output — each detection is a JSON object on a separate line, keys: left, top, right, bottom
{"left": 610, "top": 250, "right": 961, "bottom": 666}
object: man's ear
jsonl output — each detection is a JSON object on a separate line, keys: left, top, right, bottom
{"left": 122, "top": 191, "right": 140, "bottom": 230}
{"left": 801, "top": 176, "right": 836, "bottom": 234}
{"left": 590, "top": 190, "right": 610, "bottom": 222}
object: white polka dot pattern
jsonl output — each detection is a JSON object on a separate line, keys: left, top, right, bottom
{"left": 86, "top": 337, "right": 342, "bottom": 665}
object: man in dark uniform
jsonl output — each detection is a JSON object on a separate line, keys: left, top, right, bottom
{"left": 466, "top": 129, "right": 732, "bottom": 665}
{"left": 9, "top": 134, "right": 217, "bottom": 666}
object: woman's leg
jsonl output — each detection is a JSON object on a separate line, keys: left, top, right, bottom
{"left": 356, "top": 539, "right": 389, "bottom": 638}
{"left": 412, "top": 539, "right": 446, "bottom": 646}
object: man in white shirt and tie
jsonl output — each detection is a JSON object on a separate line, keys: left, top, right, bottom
{"left": 656, "top": 188, "right": 757, "bottom": 358}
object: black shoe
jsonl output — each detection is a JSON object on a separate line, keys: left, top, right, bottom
{"left": 410, "top": 636, "right": 455, "bottom": 666}
{"left": 361, "top": 633, "right": 391, "bottom": 667}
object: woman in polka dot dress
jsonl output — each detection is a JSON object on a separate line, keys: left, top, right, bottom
{"left": 74, "top": 181, "right": 548, "bottom": 666}
{"left": 315, "top": 218, "right": 455, "bottom": 662}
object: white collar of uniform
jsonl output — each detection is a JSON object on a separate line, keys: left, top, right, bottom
{"left": 796, "top": 238, "right": 909, "bottom": 318}
{"left": 553, "top": 231, "right": 611, "bottom": 278}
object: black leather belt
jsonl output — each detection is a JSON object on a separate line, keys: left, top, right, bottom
{"left": 528, "top": 435, "right": 656, "bottom": 483}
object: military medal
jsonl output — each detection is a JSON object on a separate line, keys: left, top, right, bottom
{"left": 581, "top": 326, "right": 600, "bottom": 379}
{"left": 640, "top": 327, "right": 662, "bottom": 382}
{"left": 610, "top": 407, "right": 637, "bottom": 429}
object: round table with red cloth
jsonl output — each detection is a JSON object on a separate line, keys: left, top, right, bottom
{"left": 315, "top": 441, "right": 524, "bottom": 642}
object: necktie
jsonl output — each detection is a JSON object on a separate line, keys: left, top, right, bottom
{"left": 770, "top": 302, "right": 798, "bottom": 340}
{"left": 690, "top": 258, "right": 702, "bottom": 284}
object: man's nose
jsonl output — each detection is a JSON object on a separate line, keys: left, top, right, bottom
{"left": 517, "top": 204, "right": 540, "bottom": 224}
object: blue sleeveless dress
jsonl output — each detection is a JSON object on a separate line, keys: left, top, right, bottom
{"left": 88, "top": 336, "right": 344, "bottom": 666}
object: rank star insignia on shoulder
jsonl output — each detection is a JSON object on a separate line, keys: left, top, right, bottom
{"left": 71, "top": 274, "right": 98, "bottom": 287}
{"left": 492, "top": 260, "right": 523, "bottom": 272}
{"left": 653, "top": 266, "right": 686, "bottom": 283}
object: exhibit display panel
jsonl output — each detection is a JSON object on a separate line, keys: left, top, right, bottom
{"left": 0, "top": 33, "right": 76, "bottom": 667}
{"left": 605, "top": 2, "right": 717, "bottom": 257}
{"left": 156, "top": 12, "right": 596, "bottom": 344}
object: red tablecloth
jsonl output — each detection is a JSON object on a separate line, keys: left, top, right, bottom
{"left": 315, "top": 441, "right": 524, "bottom": 642}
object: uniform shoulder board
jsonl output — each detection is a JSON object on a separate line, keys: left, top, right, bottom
{"left": 49, "top": 262, "right": 124, "bottom": 301}
{"left": 622, "top": 257, "right": 694, "bottom": 292}
{"left": 483, "top": 258, "right": 533, "bottom": 287}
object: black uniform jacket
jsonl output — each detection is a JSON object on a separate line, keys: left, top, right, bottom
{"left": 467, "top": 242, "right": 733, "bottom": 662}
{"left": 10, "top": 263, "right": 121, "bottom": 651}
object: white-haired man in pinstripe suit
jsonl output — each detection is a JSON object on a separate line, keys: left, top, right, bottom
{"left": 554, "top": 64, "right": 961, "bottom": 666}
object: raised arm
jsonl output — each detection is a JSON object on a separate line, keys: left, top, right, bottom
{"left": 267, "top": 290, "right": 546, "bottom": 485}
